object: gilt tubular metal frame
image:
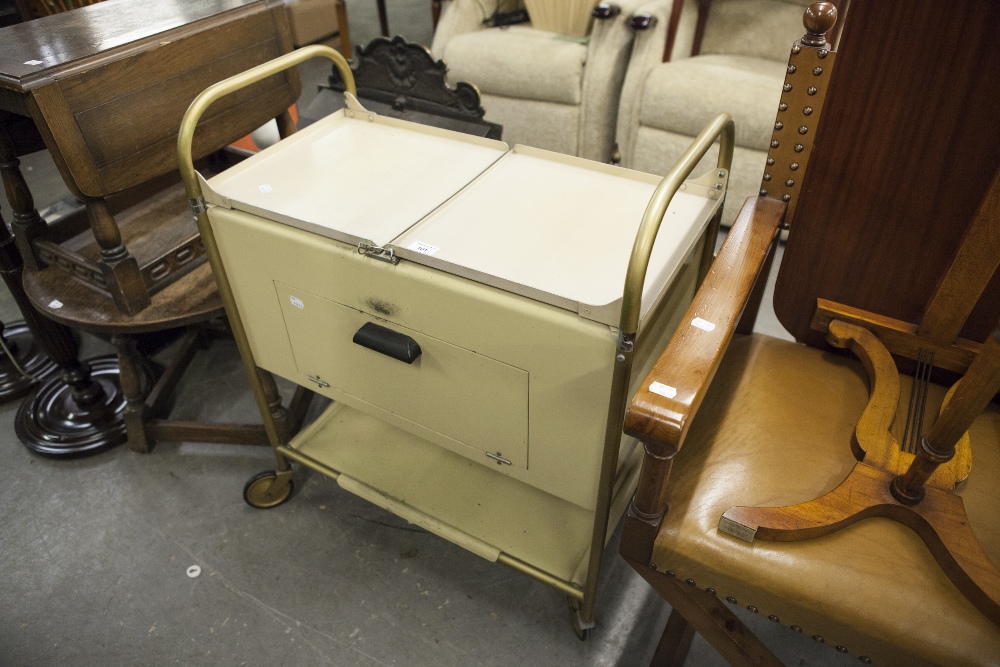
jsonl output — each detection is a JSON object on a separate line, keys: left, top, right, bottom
{"left": 177, "top": 46, "right": 734, "bottom": 634}
{"left": 580, "top": 113, "right": 735, "bottom": 629}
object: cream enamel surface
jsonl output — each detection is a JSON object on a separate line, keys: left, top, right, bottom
{"left": 392, "top": 146, "right": 718, "bottom": 325}
{"left": 206, "top": 111, "right": 509, "bottom": 246}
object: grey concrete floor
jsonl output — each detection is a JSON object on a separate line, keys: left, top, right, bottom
{"left": 0, "top": 2, "right": 859, "bottom": 665}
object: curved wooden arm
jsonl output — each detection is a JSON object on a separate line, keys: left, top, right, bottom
{"left": 625, "top": 196, "right": 785, "bottom": 457}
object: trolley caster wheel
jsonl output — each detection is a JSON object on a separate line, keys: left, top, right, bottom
{"left": 567, "top": 596, "right": 594, "bottom": 641}
{"left": 243, "top": 470, "right": 294, "bottom": 509}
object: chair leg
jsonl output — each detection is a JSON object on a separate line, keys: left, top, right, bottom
{"left": 113, "top": 334, "right": 151, "bottom": 453}
{"left": 626, "top": 557, "right": 783, "bottom": 667}
{"left": 651, "top": 608, "right": 696, "bottom": 667}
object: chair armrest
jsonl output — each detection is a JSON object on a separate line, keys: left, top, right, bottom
{"left": 624, "top": 196, "right": 785, "bottom": 453}
{"left": 430, "top": 0, "right": 524, "bottom": 60}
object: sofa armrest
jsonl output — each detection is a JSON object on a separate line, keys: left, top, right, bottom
{"left": 615, "top": 0, "right": 697, "bottom": 163}
{"left": 576, "top": 0, "right": 648, "bottom": 161}
{"left": 430, "top": 0, "right": 525, "bottom": 60}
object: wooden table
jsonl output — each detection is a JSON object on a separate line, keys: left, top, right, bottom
{"left": 0, "top": 0, "right": 299, "bottom": 455}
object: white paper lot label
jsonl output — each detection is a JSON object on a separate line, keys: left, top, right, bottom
{"left": 290, "top": 296, "right": 305, "bottom": 309}
{"left": 649, "top": 381, "right": 677, "bottom": 399}
{"left": 691, "top": 317, "right": 716, "bottom": 332}
{"left": 407, "top": 241, "right": 440, "bottom": 256}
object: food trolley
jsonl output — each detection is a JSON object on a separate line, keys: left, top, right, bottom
{"left": 178, "top": 46, "right": 734, "bottom": 637}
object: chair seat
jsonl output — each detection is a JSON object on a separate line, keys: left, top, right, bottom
{"left": 653, "top": 334, "right": 1000, "bottom": 666}
{"left": 639, "top": 54, "right": 786, "bottom": 150}
{"left": 444, "top": 26, "right": 588, "bottom": 105}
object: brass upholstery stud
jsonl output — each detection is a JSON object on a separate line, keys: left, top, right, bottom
{"left": 787, "top": 65, "right": 797, "bottom": 74}
{"left": 767, "top": 615, "right": 780, "bottom": 623}
{"left": 807, "top": 86, "right": 818, "bottom": 95}
{"left": 798, "top": 126, "right": 809, "bottom": 134}
{"left": 747, "top": 605, "right": 759, "bottom": 614}
{"left": 794, "top": 144, "right": 805, "bottom": 152}
{"left": 759, "top": 189, "right": 768, "bottom": 196}
{"left": 726, "top": 597, "right": 738, "bottom": 605}
{"left": 818, "top": 48, "right": 829, "bottom": 58}
{"left": 782, "top": 194, "right": 792, "bottom": 201}
{"left": 705, "top": 588, "right": 716, "bottom": 596}
{"left": 779, "top": 102, "right": 788, "bottom": 111}
{"left": 791, "top": 44, "right": 801, "bottom": 54}
{"left": 684, "top": 579, "right": 696, "bottom": 587}
{"left": 775, "top": 121, "right": 784, "bottom": 130}
{"left": 790, "top": 625, "right": 803, "bottom": 633}
{"left": 859, "top": 657, "right": 873, "bottom": 664}
{"left": 763, "top": 173, "right": 772, "bottom": 181}
{"left": 813, "top": 635, "right": 825, "bottom": 644}
{"left": 771, "top": 139, "right": 780, "bottom": 148}
{"left": 790, "top": 162, "right": 799, "bottom": 170}
{"left": 785, "top": 179, "right": 794, "bottom": 187}
{"left": 813, "top": 66, "right": 824, "bottom": 75}
{"left": 803, "top": 106, "right": 814, "bottom": 115}
{"left": 666, "top": 570, "right": 676, "bottom": 577}
{"left": 836, "top": 646, "right": 849, "bottom": 654}
{"left": 784, "top": 83, "right": 793, "bottom": 92}
{"left": 766, "top": 157, "right": 775, "bottom": 166}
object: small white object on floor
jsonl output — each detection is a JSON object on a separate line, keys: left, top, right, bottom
{"left": 186, "top": 565, "right": 202, "bottom": 578}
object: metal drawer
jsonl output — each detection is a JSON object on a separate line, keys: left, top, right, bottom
{"left": 274, "top": 281, "right": 530, "bottom": 469}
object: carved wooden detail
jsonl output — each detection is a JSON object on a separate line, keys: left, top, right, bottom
{"left": 328, "top": 36, "right": 493, "bottom": 125}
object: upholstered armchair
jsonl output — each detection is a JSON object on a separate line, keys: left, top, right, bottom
{"left": 431, "top": 0, "right": 644, "bottom": 162}
{"left": 616, "top": 0, "right": 824, "bottom": 226}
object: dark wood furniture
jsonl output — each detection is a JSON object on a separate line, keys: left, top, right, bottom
{"left": 315, "top": 35, "right": 502, "bottom": 139}
{"left": 619, "top": 1, "right": 1000, "bottom": 664}
{"left": 0, "top": 0, "right": 312, "bottom": 455}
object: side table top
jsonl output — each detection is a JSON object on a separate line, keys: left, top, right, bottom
{"left": 0, "top": 0, "right": 262, "bottom": 91}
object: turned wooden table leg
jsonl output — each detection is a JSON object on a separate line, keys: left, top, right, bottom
{"left": 0, "top": 206, "right": 128, "bottom": 456}
{"left": 112, "top": 334, "right": 152, "bottom": 453}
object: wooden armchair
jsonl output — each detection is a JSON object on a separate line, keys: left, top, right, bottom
{"left": 620, "top": 1, "right": 1000, "bottom": 664}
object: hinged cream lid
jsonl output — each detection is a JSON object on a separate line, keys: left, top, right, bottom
{"left": 204, "top": 105, "right": 726, "bottom": 327}
{"left": 204, "top": 104, "right": 509, "bottom": 248}
{"left": 390, "top": 146, "right": 723, "bottom": 326}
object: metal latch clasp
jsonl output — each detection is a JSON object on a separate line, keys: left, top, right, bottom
{"left": 358, "top": 242, "right": 400, "bottom": 265}
{"left": 486, "top": 452, "right": 512, "bottom": 466}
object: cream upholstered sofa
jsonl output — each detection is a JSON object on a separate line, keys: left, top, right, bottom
{"left": 616, "top": 0, "right": 815, "bottom": 225}
{"left": 431, "top": 0, "right": 646, "bottom": 162}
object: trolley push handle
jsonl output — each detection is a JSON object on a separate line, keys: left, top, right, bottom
{"left": 177, "top": 44, "right": 357, "bottom": 203}
{"left": 618, "top": 113, "right": 735, "bottom": 341}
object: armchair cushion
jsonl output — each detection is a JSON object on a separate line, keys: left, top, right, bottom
{"left": 638, "top": 54, "right": 785, "bottom": 151}
{"left": 700, "top": 0, "right": 813, "bottom": 62}
{"left": 652, "top": 334, "right": 1000, "bottom": 666}
{"left": 444, "top": 27, "right": 589, "bottom": 106}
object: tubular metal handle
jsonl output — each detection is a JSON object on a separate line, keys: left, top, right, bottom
{"left": 177, "top": 44, "right": 356, "bottom": 203}
{"left": 618, "top": 113, "right": 735, "bottom": 339}
{"left": 175, "top": 45, "right": 356, "bottom": 450}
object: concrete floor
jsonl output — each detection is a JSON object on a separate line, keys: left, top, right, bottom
{"left": 0, "top": 2, "right": 859, "bottom": 665}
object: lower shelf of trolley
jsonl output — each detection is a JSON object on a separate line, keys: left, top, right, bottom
{"left": 278, "top": 401, "right": 640, "bottom": 593}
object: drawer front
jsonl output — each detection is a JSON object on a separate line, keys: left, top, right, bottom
{"left": 275, "top": 282, "right": 529, "bottom": 469}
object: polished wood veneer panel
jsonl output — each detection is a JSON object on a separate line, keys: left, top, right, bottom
{"left": 775, "top": 0, "right": 1000, "bottom": 350}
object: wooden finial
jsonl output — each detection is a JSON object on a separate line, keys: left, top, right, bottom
{"left": 801, "top": 2, "right": 838, "bottom": 46}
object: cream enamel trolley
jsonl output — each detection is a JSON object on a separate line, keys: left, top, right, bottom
{"left": 178, "top": 46, "right": 734, "bottom": 637}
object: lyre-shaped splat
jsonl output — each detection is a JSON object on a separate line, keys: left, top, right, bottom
{"left": 718, "top": 319, "right": 1000, "bottom": 626}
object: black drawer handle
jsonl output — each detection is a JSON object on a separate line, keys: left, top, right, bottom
{"left": 353, "top": 322, "right": 421, "bottom": 364}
